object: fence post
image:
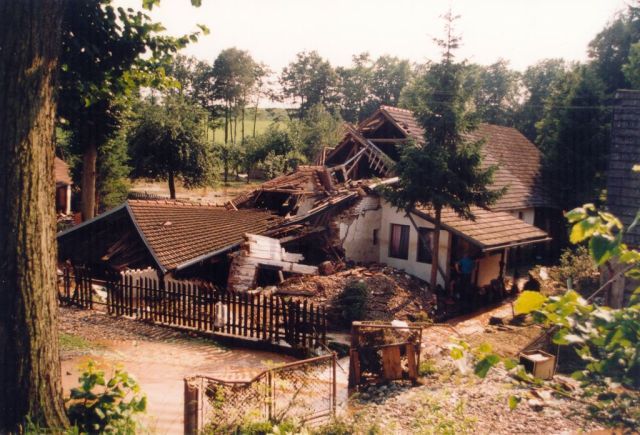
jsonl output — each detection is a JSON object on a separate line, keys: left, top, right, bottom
{"left": 184, "top": 378, "right": 199, "bottom": 435}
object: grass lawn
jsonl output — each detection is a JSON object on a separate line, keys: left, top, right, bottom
{"left": 59, "top": 332, "right": 103, "bottom": 353}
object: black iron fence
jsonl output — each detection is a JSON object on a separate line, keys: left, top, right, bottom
{"left": 184, "top": 354, "right": 337, "bottom": 434}
{"left": 58, "top": 267, "right": 327, "bottom": 352}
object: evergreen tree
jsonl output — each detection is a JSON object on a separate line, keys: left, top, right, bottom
{"left": 383, "top": 11, "right": 503, "bottom": 290}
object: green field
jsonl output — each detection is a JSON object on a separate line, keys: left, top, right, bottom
{"left": 207, "top": 107, "right": 289, "bottom": 143}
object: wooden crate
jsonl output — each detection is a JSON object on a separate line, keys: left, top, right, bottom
{"left": 519, "top": 350, "right": 555, "bottom": 380}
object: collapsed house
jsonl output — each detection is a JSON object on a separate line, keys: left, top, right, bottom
{"left": 58, "top": 105, "right": 557, "bottom": 314}
{"left": 232, "top": 106, "right": 556, "bottom": 292}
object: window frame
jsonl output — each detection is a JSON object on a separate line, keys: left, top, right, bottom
{"left": 416, "top": 227, "right": 434, "bottom": 263}
{"left": 388, "top": 223, "right": 410, "bottom": 260}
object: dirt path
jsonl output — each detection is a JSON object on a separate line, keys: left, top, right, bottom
{"left": 59, "top": 307, "right": 294, "bottom": 434}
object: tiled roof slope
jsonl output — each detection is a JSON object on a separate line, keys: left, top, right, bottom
{"left": 415, "top": 206, "right": 550, "bottom": 251}
{"left": 379, "top": 106, "right": 426, "bottom": 142}
{"left": 466, "top": 124, "right": 552, "bottom": 211}
{"left": 55, "top": 157, "right": 72, "bottom": 185}
{"left": 127, "top": 200, "right": 281, "bottom": 271}
{"left": 378, "top": 107, "right": 553, "bottom": 211}
{"left": 607, "top": 90, "right": 640, "bottom": 248}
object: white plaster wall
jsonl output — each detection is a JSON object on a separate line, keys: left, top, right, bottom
{"left": 476, "top": 253, "right": 502, "bottom": 287}
{"left": 339, "top": 208, "right": 382, "bottom": 263}
{"left": 509, "top": 208, "right": 535, "bottom": 225}
{"left": 378, "top": 201, "right": 450, "bottom": 287}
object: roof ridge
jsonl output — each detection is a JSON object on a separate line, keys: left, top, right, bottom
{"left": 380, "top": 105, "right": 413, "bottom": 114}
{"left": 127, "top": 199, "right": 222, "bottom": 208}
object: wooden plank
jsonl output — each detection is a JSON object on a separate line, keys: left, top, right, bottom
{"left": 381, "top": 345, "right": 403, "bottom": 380}
{"left": 406, "top": 343, "right": 418, "bottom": 380}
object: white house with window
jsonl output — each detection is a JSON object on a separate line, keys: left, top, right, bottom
{"left": 339, "top": 193, "right": 550, "bottom": 291}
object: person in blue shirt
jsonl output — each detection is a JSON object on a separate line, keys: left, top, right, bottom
{"left": 457, "top": 252, "right": 476, "bottom": 313}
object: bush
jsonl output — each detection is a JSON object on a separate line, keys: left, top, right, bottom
{"left": 66, "top": 362, "right": 146, "bottom": 434}
{"left": 335, "top": 280, "right": 369, "bottom": 324}
{"left": 551, "top": 246, "right": 599, "bottom": 296}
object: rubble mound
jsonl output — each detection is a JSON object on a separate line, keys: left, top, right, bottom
{"left": 277, "top": 264, "right": 435, "bottom": 324}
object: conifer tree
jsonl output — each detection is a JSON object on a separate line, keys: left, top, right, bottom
{"left": 383, "top": 11, "right": 503, "bottom": 290}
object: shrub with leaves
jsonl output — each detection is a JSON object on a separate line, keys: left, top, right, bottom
{"left": 512, "top": 202, "right": 640, "bottom": 428}
{"left": 335, "top": 280, "right": 370, "bottom": 324}
{"left": 66, "top": 362, "right": 146, "bottom": 434}
{"left": 550, "top": 245, "right": 599, "bottom": 296}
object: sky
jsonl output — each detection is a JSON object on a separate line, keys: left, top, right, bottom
{"left": 117, "top": 0, "right": 629, "bottom": 72}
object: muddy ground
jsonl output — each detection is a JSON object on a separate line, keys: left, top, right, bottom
{"left": 59, "top": 307, "right": 294, "bottom": 434}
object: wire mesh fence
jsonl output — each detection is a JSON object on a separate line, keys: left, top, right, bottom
{"left": 184, "top": 354, "right": 336, "bottom": 434}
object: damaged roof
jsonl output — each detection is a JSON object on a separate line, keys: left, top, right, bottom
{"left": 256, "top": 165, "right": 332, "bottom": 194}
{"left": 59, "top": 200, "right": 281, "bottom": 272}
{"left": 352, "top": 106, "right": 554, "bottom": 211}
{"left": 414, "top": 205, "right": 550, "bottom": 251}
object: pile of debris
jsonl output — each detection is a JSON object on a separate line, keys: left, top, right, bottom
{"left": 277, "top": 264, "right": 435, "bottom": 323}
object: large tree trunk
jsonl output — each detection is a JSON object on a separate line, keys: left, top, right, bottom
{"left": 80, "top": 142, "right": 97, "bottom": 220}
{"left": 0, "top": 0, "right": 69, "bottom": 431}
{"left": 168, "top": 171, "right": 176, "bottom": 199}
{"left": 430, "top": 207, "right": 442, "bottom": 291}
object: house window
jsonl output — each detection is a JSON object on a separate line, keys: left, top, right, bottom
{"left": 372, "top": 229, "right": 379, "bottom": 245}
{"left": 518, "top": 211, "right": 524, "bottom": 220}
{"left": 416, "top": 227, "right": 433, "bottom": 263}
{"left": 389, "top": 224, "right": 410, "bottom": 259}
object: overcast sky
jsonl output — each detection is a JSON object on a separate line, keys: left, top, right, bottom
{"left": 118, "top": 0, "right": 628, "bottom": 71}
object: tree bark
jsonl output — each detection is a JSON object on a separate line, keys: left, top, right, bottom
{"left": 224, "top": 103, "right": 229, "bottom": 144}
{"left": 0, "top": 0, "right": 69, "bottom": 431}
{"left": 430, "top": 207, "right": 442, "bottom": 291}
{"left": 168, "top": 171, "right": 176, "bottom": 199}
{"left": 80, "top": 142, "right": 97, "bottom": 220}
{"left": 253, "top": 101, "right": 259, "bottom": 137}
{"left": 241, "top": 104, "right": 245, "bottom": 144}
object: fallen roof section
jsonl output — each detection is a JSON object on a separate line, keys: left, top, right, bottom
{"left": 413, "top": 205, "right": 551, "bottom": 252}
{"left": 58, "top": 200, "right": 282, "bottom": 273}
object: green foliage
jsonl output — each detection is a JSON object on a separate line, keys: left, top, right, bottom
{"left": 336, "top": 280, "right": 370, "bottom": 324}
{"left": 289, "top": 104, "right": 344, "bottom": 161}
{"left": 336, "top": 53, "right": 414, "bottom": 122}
{"left": 551, "top": 246, "right": 599, "bottom": 295}
{"left": 508, "top": 395, "right": 522, "bottom": 410}
{"left": 512, "top": 203, "right": 640, "bottom": 428}
{"left": 515, "top": 58, "right": 569, "bottom": 141}
{"left": 66, "top": 362, "right": 146, "bottom": 434}
{"left": 59, "top": 333, "right": 102, "bottom": 353}
{"left": 513, "top": 291, "right": 547, "bottom": 315}
{"left": 470, "top": 59, "right": 521, "bottom": 126}
{"left": 129, "top": 96, "right": 213, "bottom": 196}
{"left": 97, "top": 128, "right": 132, "bottom": 212}
{"left": 588, "top": 3, "right": 640, "bottom": 94}
{"left": 385, "top": 14, "right": 503, "bottom": 241}
{"left": 245, "top": 124, "right": 307, "bottom": 178}
{"left": 536, "top": 66, "right": 609, "bottom": 209}
{"left": 623, "top": 41, "right": 640, "bottom": 89}
{"left": 418, "top": 359, "right": 438, "bottom": 376}
{"left": 280, "top": 51, "right": 340, "bottom": 118}
{"left": 410, "top": 391, "right": 476, "bottom": 435}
